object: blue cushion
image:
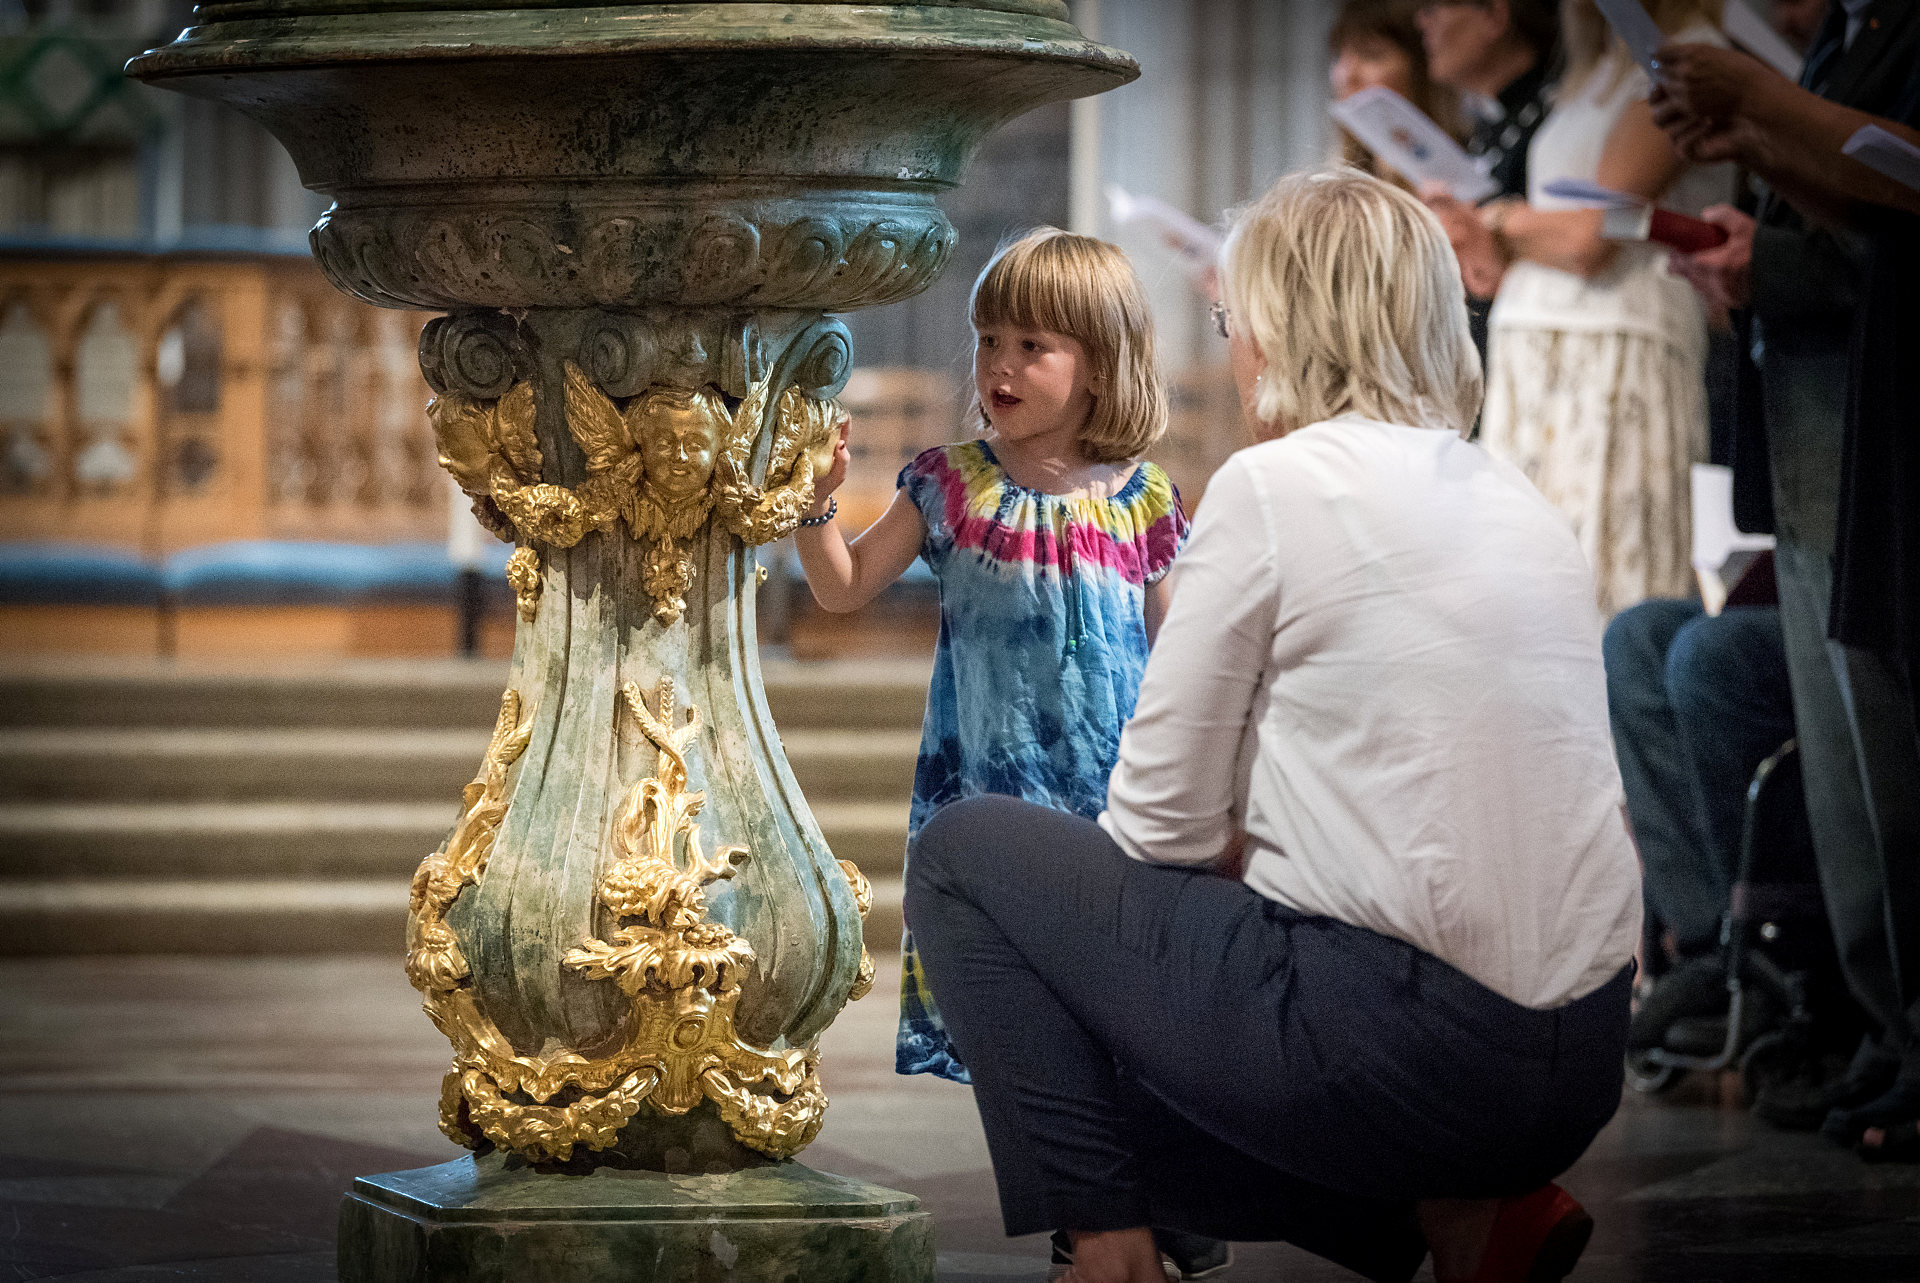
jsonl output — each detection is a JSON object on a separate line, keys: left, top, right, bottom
{"left": 163, "top": 541, "right": 461, "bottom": 606}
{"left": 0, "top": 543, "right": 163, "bottom": 606}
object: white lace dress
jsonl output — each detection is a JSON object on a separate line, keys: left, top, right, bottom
{"left": 1482, "top": 27, "right": 1733, "bottom": 615}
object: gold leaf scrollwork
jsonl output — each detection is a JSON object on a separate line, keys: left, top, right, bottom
{"left": 840, "top": 858, "right": 876, "bottom": 1002}
{"left": 405, "top": 680, "right": 830, "bottom": 1164}
{"left": 557, "top": 677, "right": 828, "bottom": 1157}
{"left": 712, "top": 386, "right": 844, "bottom": 545}
{"left": 505, "top": 546, "right": 541, "bottom": 621}
{"left": 428, "top": 362, "right": 845, "bottom": 626}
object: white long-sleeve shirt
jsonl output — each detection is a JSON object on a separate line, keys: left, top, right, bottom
{"left": 1100, "top": 416, "right": 1641, "bottom": 1010}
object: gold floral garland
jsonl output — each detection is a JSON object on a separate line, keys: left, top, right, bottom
{"left": 406, "top": 683, "right": 873, "bottom": 1164}
{"left": 429, "top": 365, "right": 841, "bottom": 626}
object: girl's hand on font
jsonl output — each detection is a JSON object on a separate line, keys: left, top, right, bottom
{"left": 810, "top": 417, "right": 852, "bottom": 518}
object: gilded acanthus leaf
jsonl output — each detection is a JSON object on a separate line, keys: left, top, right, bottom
{"left": 713, "top": 386, "right": 843, "bottom": 545}
{"left": 492, "top": 380, "right": 543, "bottom": 483}
{"left": 406, "top": 677, "right": 831, "bottom": 1164}
{"left": 563, "top": 361, "right": 636, "bottom": 474}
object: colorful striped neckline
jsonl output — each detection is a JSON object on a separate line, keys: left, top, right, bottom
{"left": 976, "top": 440, "right": 1149, "bottom": 508}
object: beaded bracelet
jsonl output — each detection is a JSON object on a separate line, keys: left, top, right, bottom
{"left": 797, "top": 498, "right": 837, "bottom": 528}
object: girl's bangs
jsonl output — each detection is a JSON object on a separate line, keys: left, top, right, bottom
{"left": 970, "top": 237, "right": 1105, "bottom": 344}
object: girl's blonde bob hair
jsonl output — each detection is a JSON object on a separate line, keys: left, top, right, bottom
{"left": 1221, "top": 168, "right": 1482, "bottom": 438}
{"left": 968, "top": 227, "right": 1168, "bottom": 464}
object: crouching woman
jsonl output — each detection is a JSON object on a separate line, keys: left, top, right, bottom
{"left": 902, "top": 168, "right": 1641, "bottom": 1283}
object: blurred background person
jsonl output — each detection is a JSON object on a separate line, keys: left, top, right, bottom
{"left": 1418, "top": 0, "right": 1563, "bottom": 197}
{"left": 1415, "top": 0, "right": 1562, "bottom": 368}
{"left": 1649, "top": 4, "right": 1920, "bottom": 1151}
{"left": 1426, "top": 0, "right": 1733, "bottom": 616}
{"left": 1330, "top": 0, "right": 1468, "bottom": 186}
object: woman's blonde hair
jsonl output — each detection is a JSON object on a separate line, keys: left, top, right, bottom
{"left": 967, "top": 227, "right": 1168, "bottom": 464}
{"left": 1220, "top": 168, "right": 1482, "bottom": 437}
{"left": 1561, "top": 0, "right": 1721, "bottom": 92}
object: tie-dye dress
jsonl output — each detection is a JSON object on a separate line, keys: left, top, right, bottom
{"left": 895, "top": 439, "right": 1189, "bottom": 1082}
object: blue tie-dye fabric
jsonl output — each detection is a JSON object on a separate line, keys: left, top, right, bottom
{"left": 893, "top": 441, "right": 1188, "bottom": 1082}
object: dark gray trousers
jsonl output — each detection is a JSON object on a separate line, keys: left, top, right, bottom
{"left": 903, "top": 795, "right": 1632, "bottom": 1283}
{"left": 1763, "top": 329, "right": 1920, "bottom": 1073}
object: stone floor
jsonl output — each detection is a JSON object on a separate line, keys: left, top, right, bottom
{"left": 4, "top": 954, "right": 1920, "bottom": 1281}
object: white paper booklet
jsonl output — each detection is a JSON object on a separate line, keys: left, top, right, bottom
{"left": 1691, "top": 463, "right": 1774, "bottom": 614}
{"left": 1329, "top": 86, "right": 1498, "bottom": 203}
{"left": 1106, "top": 186, "right": 1221, "bottom": 280}
{"left": 1722, "top": 2, "right": 1803, "bottom": 80}
{"left": 1594, "top": 0, "right": 1668, "bottom": 74}
{"left": 1843, "top": 125, "right": 1920, "bottom": 195}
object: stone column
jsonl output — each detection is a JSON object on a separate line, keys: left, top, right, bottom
{"left": 130, "top": 4, "right": 1133, "bottom": 1279}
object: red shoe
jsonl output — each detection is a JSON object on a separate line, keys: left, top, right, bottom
{"left": 1446, "top": 1184, "right": 1593, "bottom": 1283}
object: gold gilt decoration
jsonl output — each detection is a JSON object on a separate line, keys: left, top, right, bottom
{"left": 505, "top": 546, "right": 541, "bottom": 621}
{"left": 428, "top": 365, "right": 843, "bottom": 626}
{"left": 560, "top": 677, "right": 827, "bottom": 1158}
{"left": 712, "top": 386, "right": 844, "bottom": 545}
{"left": 840, "top": 858, "right": 876, "bottom": 1002}
{"left": 405, "top": 681, "right": 829, "bottom": 1164}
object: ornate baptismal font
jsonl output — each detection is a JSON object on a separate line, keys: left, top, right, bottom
{"left": 131, "top": 3, "right": 1133, "bottom": 1279}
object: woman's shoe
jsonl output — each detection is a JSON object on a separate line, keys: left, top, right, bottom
{"left": 1437, "top": 1184, "right": 1593, "bottom": 1283}
{"left": 1822, "top": 1078, "right": 1920, "bottom": 1147}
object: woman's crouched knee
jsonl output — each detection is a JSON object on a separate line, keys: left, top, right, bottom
{"left": 903, "top": 794, "right": 1031, "bottom": 930}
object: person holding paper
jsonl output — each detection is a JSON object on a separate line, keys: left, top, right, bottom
{"left": 1332, "top": 0, "right": 1470, "bottom": 188}
{"left": 1415, "top": 0, "right": 1562, "bottom": 363}
{"left": 1423, "top": 0, "right": 1734, "bottom": 616}
{"left": 1416, "top": 0, "right": 1562, "bottom": 198}
{"left": 1647, "top": 1, "right": 1920, "bottom": 1157}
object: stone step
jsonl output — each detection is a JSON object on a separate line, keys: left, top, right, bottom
{"left": 0, "top": 658, "right": 930, "bottom": 732}
{"left": 0, "top": 878, "right": 411, "bottom": 954}
{"left": 0, "top": 801, "right": 459, "bottom": 879}
{"left": 778, "top": 729, "right": 919, "bottom": 801}
{"left": 0, "top": 798, "right": 907, "bottom": 880}
{"left": 0, "top": 729, "right": 493, "bottom": 804}
{"left": 0, "top": 874, "right": 906, "bottom": 957}
{"left": 810, "top": 799, "right": 909, "bottom": 877}
{"left": 0, "top": 727, "right": 919, "bottom": 805}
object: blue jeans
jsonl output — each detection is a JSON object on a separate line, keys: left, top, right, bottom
{"left": 1603, "top": 600, "right": 1795, "bottom": 956}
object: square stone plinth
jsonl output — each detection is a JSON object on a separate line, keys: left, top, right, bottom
{"left": 337, "top": 1152, "right": 934, "bottom": 1282}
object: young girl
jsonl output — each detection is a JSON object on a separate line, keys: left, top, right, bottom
{"left": 794, "top": 227, "right": 1188, "bottom": 1084}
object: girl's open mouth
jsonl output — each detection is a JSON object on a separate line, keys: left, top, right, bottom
{"left": 991, "top": 391, "right": 1021, "bottom": 410}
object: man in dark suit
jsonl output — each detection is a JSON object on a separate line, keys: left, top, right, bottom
{"left": 1652, "top": 0, "right": 1920, "bottom": 1144}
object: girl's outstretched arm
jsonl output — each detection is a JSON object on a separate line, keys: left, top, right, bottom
{"left": 794, "top": 431, "right": 926, "bottom": 612}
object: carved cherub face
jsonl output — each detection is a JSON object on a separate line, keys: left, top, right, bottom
{"left": 634, "top": 387, "right": 725, "bottom": 503}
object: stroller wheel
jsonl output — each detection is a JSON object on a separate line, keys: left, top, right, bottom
{"left": 1627, "top": 1050, "right": 1680, "bottom": 1094}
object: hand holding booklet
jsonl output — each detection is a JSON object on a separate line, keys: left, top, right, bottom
{"left": 1540, "top": 179, "right": 1730, "bottom": 252}
{"left": 1329, "top": 87, "right": 1498, "bottom": 203}
{"left": 1105, "top": 186, "right": 1221, "bottom": 283}
{"left": 1842, "top": 125, "right": 1920, "bottom": 195}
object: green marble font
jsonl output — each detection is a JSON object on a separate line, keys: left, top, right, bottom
{"left": 130, "top": 4, "right": 1134, "bottom": 1279}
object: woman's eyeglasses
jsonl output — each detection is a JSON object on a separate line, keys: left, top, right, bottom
{"left": 1209, "top": 301, "right": 1231, "bottom": 339}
